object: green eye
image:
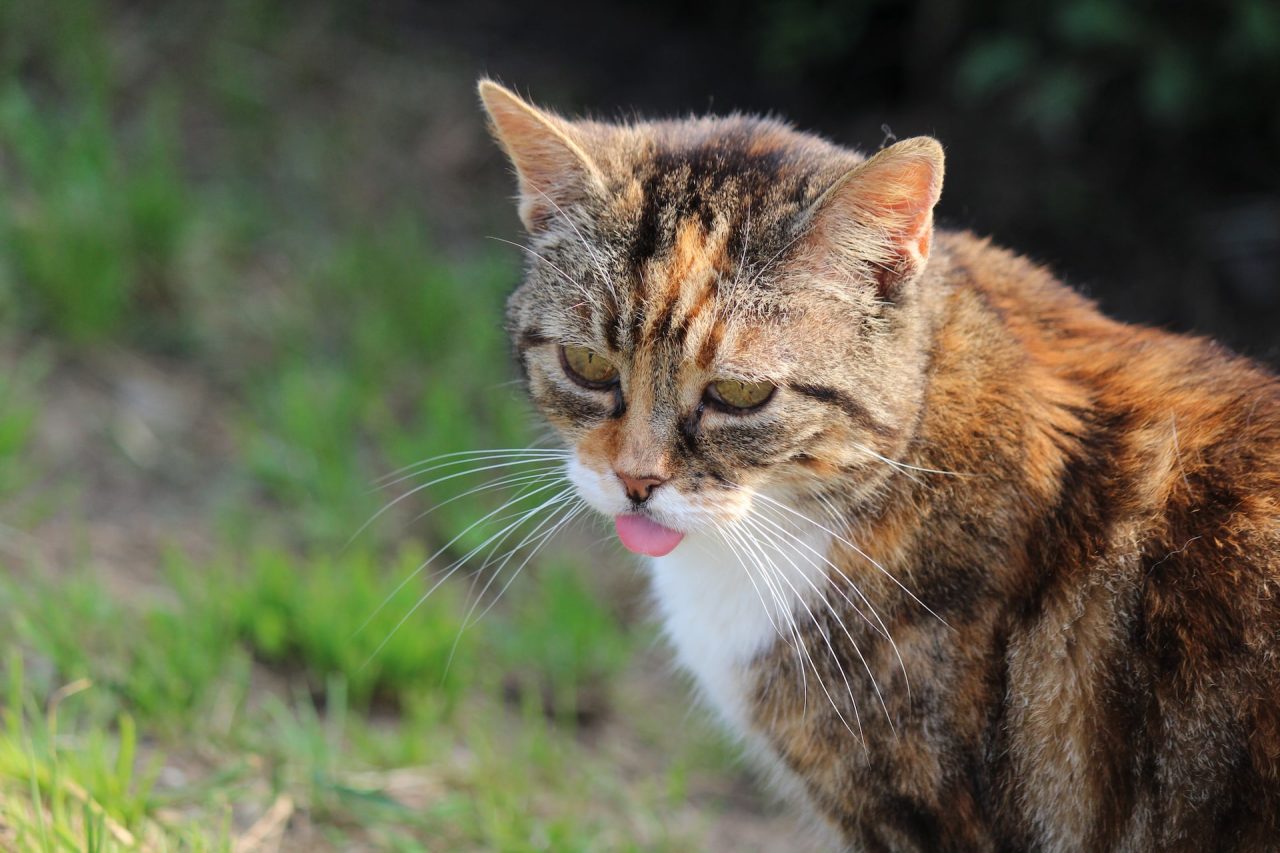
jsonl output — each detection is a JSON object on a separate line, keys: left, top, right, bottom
{"left": 707, "top": 378, "right": 775, "bottom": 412}
{"left": 560, "top": 345, "right": 619, "bottom": 388}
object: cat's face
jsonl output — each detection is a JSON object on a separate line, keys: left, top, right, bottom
{"left": 480, "top": 81, "right": 944, "bottom": 555}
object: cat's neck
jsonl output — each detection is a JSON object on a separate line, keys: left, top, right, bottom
{"left": 832, "top": 231, "right": 1126, "bottom": 616}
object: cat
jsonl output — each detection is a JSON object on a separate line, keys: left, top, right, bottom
{"left": 476, "top": 79, "right": 1280, "bottom": 851}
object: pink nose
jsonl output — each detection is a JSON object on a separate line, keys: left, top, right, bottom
{"left": 616, "top": 472, "right": 667, "bottom": 503}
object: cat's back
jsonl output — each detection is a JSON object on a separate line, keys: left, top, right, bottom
{"left": 932, "top": 228, "right": 1280, "bottom": 620}
{"left": 930, "top": 229, "right": 1280, "bottom": 494}
{"left": 925, "top": 230, "right": 1280, "bottom": 849}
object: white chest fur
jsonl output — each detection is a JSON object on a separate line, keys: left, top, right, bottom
{"left": 647, "top": 524, "right": 833, "bottom": 739}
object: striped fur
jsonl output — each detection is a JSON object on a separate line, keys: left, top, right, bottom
{"left": 480, "top": 80, "right": 1280, "bottom": 851}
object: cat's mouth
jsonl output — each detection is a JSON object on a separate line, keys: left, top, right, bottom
{"left": 614, "top": 513, "right": 686, "bottom": 557}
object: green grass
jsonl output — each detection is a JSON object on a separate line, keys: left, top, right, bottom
{"left": 0, "top": 83, "right": 191, "bottom": 346}
{"left": 0, "top": 350, "right": 40, "bottom": 500}
{"left": 223, "top": 545, "right": 477, "bottom": 709}
{"left": 0, "top": 1, "right": 754, "bottom": 848}
{"left": 0, "top": 558, "right": 704, "bottom": 849}
{"left": 500, "top": 561, "right": 634, "bottom": 722}
{"left": 3, "top": 567, "right": 237, "bottom": 727}
{"left": 0, "top": 653, "right": 217, "bottom": 851}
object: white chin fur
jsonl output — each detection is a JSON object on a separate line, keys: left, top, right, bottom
{"left": 647, "top": 523, "right": 832, "bottom": 739}
{"left": 565, "top": 455, "right": 832, "bottom": 738}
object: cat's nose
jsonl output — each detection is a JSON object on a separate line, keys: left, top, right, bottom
{"left": 616, "top": 472, "right": 667, "bottom": 504}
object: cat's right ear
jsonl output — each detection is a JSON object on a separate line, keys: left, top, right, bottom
{"left": 478, "top": 80, "right": 604, "bottom": 233}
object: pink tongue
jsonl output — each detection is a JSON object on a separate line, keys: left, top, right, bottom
{"left": 615, "top": 514, "right": 686, "bottom": 557}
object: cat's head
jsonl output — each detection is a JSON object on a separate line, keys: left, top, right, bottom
{"left": 479, "top": 80, "right": 944, "bottom": 556}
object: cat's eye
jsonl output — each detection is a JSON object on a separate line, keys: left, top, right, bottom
{"left": 706, "top": 378, "right": 775, "bottom": 413}
{"left": 560, "top": 345, "right": 619, "bottom": 389}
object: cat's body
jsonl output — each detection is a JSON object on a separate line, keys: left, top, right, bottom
{"left": 478, "top": 81, "right": 1280, "bottom": 850}
{"left": 726, "top": 229, "right": 1280, "bottom": 851}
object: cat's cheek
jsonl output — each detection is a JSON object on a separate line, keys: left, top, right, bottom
{"left": 566, "top": 454, "right": 627, "bottom": 517}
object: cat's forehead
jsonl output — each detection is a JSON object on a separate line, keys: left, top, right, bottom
{"left": 555, "top": 214, "right": 809, "bottom": 376}
{"left": 608, "top": 117, "right": 858, "bottom": 261}
{"left": 571, "top": 119, "right": 861, "bottom": 311}
{"left": 520, "top": 117, "right": 865, "bottom": 370}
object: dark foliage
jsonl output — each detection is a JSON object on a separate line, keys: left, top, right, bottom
{"left": 398, "top": 0, "right": 1280, "bottom": 363}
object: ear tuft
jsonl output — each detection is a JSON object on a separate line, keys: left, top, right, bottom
{"left": 477, "top": 79, "right": 602, "bottom": 232}
{"left": 806, "top": 136, "right": 945, "bottom": 299}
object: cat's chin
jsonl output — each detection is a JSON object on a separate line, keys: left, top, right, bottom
{"left": 614, "top": 513, "right": 686, "bottom": 557}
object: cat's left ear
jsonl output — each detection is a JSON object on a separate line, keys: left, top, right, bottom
{"left": 478, "top": 79, "right": 605, "bottom": 233}
{"left": 803, "top": 137, "right": 944, "bottom": 299}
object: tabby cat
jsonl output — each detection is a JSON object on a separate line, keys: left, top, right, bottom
{"left": 476, "top": 80, "right": 1280, "bottom": 851}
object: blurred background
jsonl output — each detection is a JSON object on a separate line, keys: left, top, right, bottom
{"left": 0, "top": 0, "right": 1276, "bottom": 848}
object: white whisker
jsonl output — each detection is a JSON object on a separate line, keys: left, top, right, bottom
{"left": 713, "top": 522, "right": 791, "bottom": 651}
{"left": 752, "top": 492, "right": 951, "bottom": 629}
{"left": 751, "top": 504, "right": 890, "bottom": 639}
{"left": 350, "top": 457, "right": 567, "bottom": 546}
{"left": 717, "top": 520, "right": 812, "bottom": 720}
{"left": 465, "top": 498, "right": 588, "bottom": 629}
{"left": 402, "top": 468, "right": 566, "bottom": 527}
{"left": 374, "top": 448, "right": 568, "bottom": 490}
{"left": 529, "top": 185, "right": 615, "bottom": 299}
{"left": 354, "top": 476, "right": 570, "bottom": 637}
{"left": 485, "top": 236, "right": 584, "bottom": 294}
{"left": 852, "top": 442, "right": 970, "bottom": 480}
{"left": 739, "top": 511, "right": 895, "bottom": 735}
{"left": 441, "top": 498, "right": 589, "bottom": 680}
{"left": 360, "top": 484, "right": 578, "bottom": 669}
{"left": 730, "top": 514, "right": 864, "bottom": 745}
{"left": 747, "top": 502, "right": 912, "bottom": 703}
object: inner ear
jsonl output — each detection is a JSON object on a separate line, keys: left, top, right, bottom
{"left": 804, "top": 137, "right": 945, "bottom": 299}
{"left": 478, "top": 80, "right": 604, "bottom": 233}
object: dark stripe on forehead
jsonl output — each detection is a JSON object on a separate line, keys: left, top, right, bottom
{"left": 650, "top": 244, "right": 690, "bottom": 343}
{"left": 789, "top": 383, "right": 894, "bottom": 436}
{"left": 652, "top": 295, "right": 679, "bottom": 345}
{"left": 674, "top": 268, "right": 720, "bottom": 349}
{"left": 604, "top": 309, "right": 623, "bottom": 352}
{"left": 629, "top": 171, "right": 667, "bottom": 266}
{"left": 696, "top": 322, "right": 723, "bottom": 369}
{"left": 627, "top": 131, "right": 792, "bottom": 266}
{"left": 628, "top": 290, "right": 646, "bottom": 351}
{"left": 618, "top": 117, "right": 856, "bottom": 302}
